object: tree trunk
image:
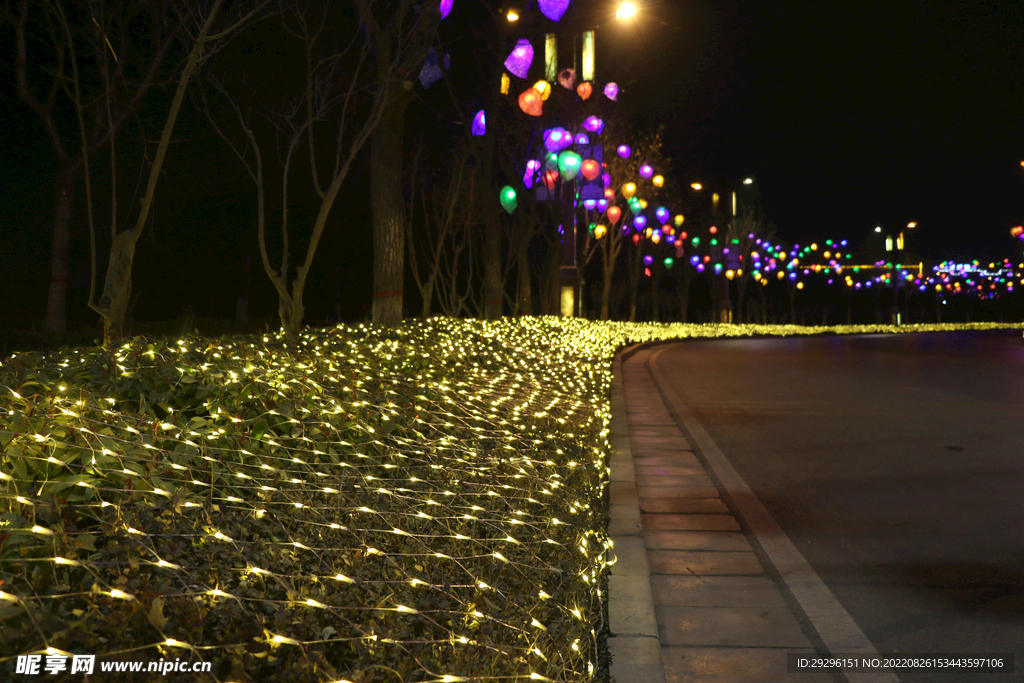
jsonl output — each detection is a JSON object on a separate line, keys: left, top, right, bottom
{"left": 846, "top": 291, "right": 852, "bottom": 325}
{"left": 371, "top": 97, "right": 406, "bottom": 327}
{"left": 935, "top": 293, "right": 941, "bottom": 323}
{"left": 516, "top": 234, "right": 531, "bottom": 315}
{"left": 601, "top": 265, "right": 613, "bottom": 320}
{"left": 421, "top": 277, "right": 435, "bottom": 318}
{"left": 236, "top": 254, "right": 251, "bottom": 323}
{"left": 45, "top": 160, "right": 82, "bottom": 336}
{"left": 676, "top": 274, "right": 691, "bottom": 323}
{"left": 789, "top": 286, "right": 797, "bottom": 324}
{"left": 651, "top": 275, "right": 660, "bottom": 322}
{"left": 736, "top": 278, "right": 747, "bottom": 324}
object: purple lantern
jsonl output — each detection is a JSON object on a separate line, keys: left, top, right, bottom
{"left": 504, "top": 39, "right": 533, "bottom": 79}
{"left": 583, "top": 199, "right": 597, "bottom": 210}
{"left": 602, "top": 172, "right": 611, "bottom": 188}
{"left": 574, "top": 132, "right": 589, "bottom": 145}
{"left": 538, "top": 0, "right": 569, "bottom": 21}
{"left": 419, "top": 50, "right": 449, "bottom": 89}
{"left": 690, "top": 255, "right": 700, "bottom": 266}
{"left": 634, "top": 215, "right": 647, "bottom": 230}
{"left": 582, "top": 116, "right": 605, "bottom": 134}
{"left": 439, "top": 0, "right": 453, "bottom": 19}
{"left": 543, "top": 128, "right": 572, "bottom": 152}
{"left": 665, "top": 235, "right": 675, "bottom": 244}
{"left": 616, "top": 145, "right": 631, "bottom": 158}
{"left": 696, "top": 263, "right": 706, "bottom": 273}
{"left": 597, "top": 199, "right": 608, "bottom": 211}
{"left": 471, "top": 110, "right": 485, "bottom": 136}
{"left": 523, "top": 159, "right": 540, "bottom": 189}
{"left": 655, "top": 207, "right": 669, "bottom": 224}
{"left": 604, "top": 82, "right": 619, "bottom": 101}
{"left": 639, "top": 164, "right": 653, "bottom": 179}
{"left": 557, "top": 67, "right": 576, "bottom": 89}
{"left": 643, "top": 255, "right": 654, "bottom": 266}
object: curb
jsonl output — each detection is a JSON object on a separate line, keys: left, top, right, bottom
{"left": 606, "top": 345, "right": 666, "bottom": 683}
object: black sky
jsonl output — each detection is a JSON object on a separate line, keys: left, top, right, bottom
{"left": 605, "top": 0, "right": 1024, "bottom": 260}
{"left": 2, "top": 0, "right": 1023, "bottom": 326}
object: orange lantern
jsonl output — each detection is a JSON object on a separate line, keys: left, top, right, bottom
{"left": 581, "top": 159, "right": 600, "bottom": 181}
{"left": 606, "top": 206, "right": 622, "bottom": 224}
{"left": 542, "top": 169, "right": 559, "bottom": 190}
{"left": 594, "top": 224, "right": 607, "bottom": 239}
{"left": 604, "top": 188, "right": 615, "bottom": 200}
{"left": 518, "top": 88, "right": 543, "bottom": 116}
{"left": 577, "top": 82, "right": 592, "bottom": 100}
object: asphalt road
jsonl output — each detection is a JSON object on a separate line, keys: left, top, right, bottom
{"left": 649, "top": 330, "right": 1024, "bottom": 683}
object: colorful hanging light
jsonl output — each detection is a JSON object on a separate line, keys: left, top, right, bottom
{"left": 533, "top": 80, "right": 552, "bottom": 100}
{"left": 607, "top": 206, "right": 622, "bottom": 224}
{"left": 557, "top": 150, "right": 582, "bottom": 180}
{"left": 471, "top": 110, "right": 486, "bottom": 136}
{"left": 621, "top": 182, "right": 636, "bottom": 198}
{"left": 633, "top": 215, "right": 646, "bottom": 230}
{"left": 652, "top": 175, "right": 664, "bottom": 187}
{"left": 651, "top": 230, "right": 662, "bottom": 244}
{"left": 597, "top": 199, "right": 608, "bottom": 211}
{"left": 500, "top": 73, "right": 510, "bottom": 94}
{"left": 543, "top": 128, "right": 572, "bottom": 152}
{"left": 439, "top": 0, "right": 453, "bottom": 19}
{"left": 617, "top": 144, "right": 631, "bottom": 158}
{"left": 656, "top": 207, "right": 669, "bottom": 224}
{"left": 538, "top": 0, "right": 569, "bottom": 21}
{"left": 557, "top": 67, "right": 576, "bottom": 89}
{"left": 543, "top": 152, "right": 558, "bottom": 170}
{"left": 603, "top": 188, "right": 615, "bottom": 200}
{"left": 632, "top": 234, "right": 641, "bottom": 245}
{"left": 582, "top": 116, "right": 604, "bottom": 134}
{"left": 518, "top": 88, "right": 543, "bottom": 115}
{"left": 418, "top": 50, "right": 447, "bottom": 88}
{"left": 574, "top": 132, "right": 590, "bottom": 145}
{"left": 577, "top": 82, "right": 593, "bottom": 100}
{"left": 664, "top": 258, "right": 674, "bottom": 269}
{"left": 629, "top": 200, "right": 643, "bottom": 216}
{"left": 594, "top": 224, "right": 607, "bottom": 239}
{"left": 604, "top": 82, "right": 619, "bottom": 100}
{"left": 643, "top": 255, "right": 654, "bottom": 266}
{"left": 504, "top": 39, "right": 533, "bottom": 79}
{"left": 602, "top": 172, "right": 612, "bottom": 188}
{"left": 639, "top": 164, "right": 653, "bottom": 179}
{"left": 583, "top": 199, "right": 597, "bottom": 210}
{"left": 499, "top": 186, "right": 517, "bottom": 214}
{"left": 523, "top": 159, "right": 541, "bottom": 189}
{"left": 542, "top": 169, "right": 559, "bottom": 190}
{"left": 581, "top": 159, "right": 601, "bottom": 181}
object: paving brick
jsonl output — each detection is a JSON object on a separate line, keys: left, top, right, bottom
{"left": 658, "top": 606, "right": 812, "bottom": 647}
{"left": 638, "top": 486, "right": 720, "bottom": 499}
{"left": 642, "top": 513, "right": 740, "bottom": 531}
{"left": 636, "top": 474, "right": 715, "bottom": 488}
{"left": 648, "top": 550, "right": 763, "bottom": 575}
{"left": 661, "top": 646, "right": 827, "bottom": 683}
{"left": 633, "top": 454, "right": 702, "bottom": 468}
{"left": 640, "top": 498, "right": 728, "bottom": 514}
{"left": 610, "top": 482, "right": 638, "bottom": 505}
{"left": 644, "top": 530, "right": 752, "bottom": 551}
{"left": 635, "top": 464, "right": 706, "bottom": 477}
{"left": 651, "top": 575, "right": 788, "bottom": 608}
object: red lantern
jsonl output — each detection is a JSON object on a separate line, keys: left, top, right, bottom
{"left": 680, "top": 231, "right": 688, "bottom": 240}
{"left": 542, "top": 169, "right": 559, "bottom": 190}
{"left": 581, "top": 159, "right": 600, "bottom": 181}
{"left": 518, "top": 88, "right": 543, "bottom": 116}
{"left": 607, "top": 206, "right": 622, "bottom": 224}
{"left": 604, "top": 188, "right": 615, "bottom": 200}
{"left": 632, "top": 234, "right": 641, "bottom": 245}
{"left": 644, "top": 267, "right": 652, "bottom": 277}
{"left": 577, "top": 82, "right": 592, "bottom": 100}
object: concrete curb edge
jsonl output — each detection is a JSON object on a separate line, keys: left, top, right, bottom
{"left": 606, "top": 345, "right": 666, "bottom": 683}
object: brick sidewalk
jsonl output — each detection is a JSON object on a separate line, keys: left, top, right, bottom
{"left": 618, "top": 347, "right": 834, "bottom": 683}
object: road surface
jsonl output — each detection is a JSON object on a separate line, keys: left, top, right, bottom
{"left": 646, "top": 330, "right": 1024, "bottom": 682}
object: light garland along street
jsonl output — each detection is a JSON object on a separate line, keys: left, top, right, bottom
{"left": 1, "top": 318, "right": 1022, "bottom": 681}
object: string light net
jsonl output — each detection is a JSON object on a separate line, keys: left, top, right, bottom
{"left": 3, "top": 318, "right": 1021, "bottom": 681}
{"left": 0, "top": 318, "right": 630, "bottom": 682}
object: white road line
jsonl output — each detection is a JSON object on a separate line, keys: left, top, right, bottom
{"left": 646, "top": 345, "right": 901, "bottom": 683}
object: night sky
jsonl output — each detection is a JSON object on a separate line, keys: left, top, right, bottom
{"left": 2, "top": 0, "right": 1023, "bottom": 327}
{"left": 604, "top": 0, "right": 1024, "bottom": 260}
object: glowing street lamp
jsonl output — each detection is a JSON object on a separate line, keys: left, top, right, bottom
{"left": 907, "top": 222, "right": 917, "bottom": 228}
{"left": 507, "top": 9, "right": 519, "bottom": 21}
{"left": 691, "top": 183, "right": 702, "bottom": 190}
{"left": 616, "top": 2, "right": 637, "bottom": 20}
{"left": 743, "top": 178, "right": 753, "bottom": 184}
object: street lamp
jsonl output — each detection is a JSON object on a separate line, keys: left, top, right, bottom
{"left": 616, "top": 2, "right": 637, "bottom": 20}
{"left": 507, "top": 9, "right": 519, "bottom": 21}
{"left": 691, "top": 182, "right": 702, "bottom": 190}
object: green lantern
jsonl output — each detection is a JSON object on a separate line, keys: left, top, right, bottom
{"left": 499, "top": 186, "right": 517, "bottom": 214}
{"left": 588, "top": 222, "right": 597, "bottom": 235}
{"left": 630, "top": 199, "right": 643, "bottom": 216}
{"left": 664, "top": 257, "right": 674, "bottom": 269}
{"left": 557, "top": 151, "right": 582, "bottom": 180}
{"left": 544, "top": 152, "right": 559, "bottom": 170}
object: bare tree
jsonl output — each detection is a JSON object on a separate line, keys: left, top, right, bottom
{"left": 196, "top": 1, "right": 405, "bottom": 342}
{"left": 3, "top": 0, "right": 189, "bottom": 336}
{"left": 725, "top": 204, "right": 774, "bottom": 322}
